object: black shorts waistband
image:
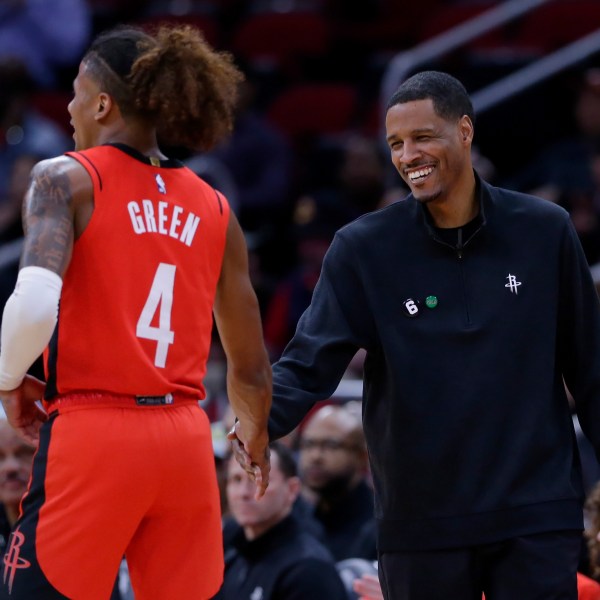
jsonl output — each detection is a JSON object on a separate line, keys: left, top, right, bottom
{"left": 44, "top": 392, "right": 200, "bottom": 413}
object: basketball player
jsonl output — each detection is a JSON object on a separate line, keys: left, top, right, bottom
{"left": 0, "top": 25, "right": 271, "bottom": 600}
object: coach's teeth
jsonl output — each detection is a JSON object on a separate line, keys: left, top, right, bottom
{"left": 408, "top": 167, "right": 434, "bottom": 181}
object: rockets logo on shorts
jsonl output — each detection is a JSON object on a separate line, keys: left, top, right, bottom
{"left": 3, "top": 528, "right": 31, "bottom": 594}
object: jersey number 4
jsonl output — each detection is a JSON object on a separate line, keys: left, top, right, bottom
{"left": 136, "top": 263, "right": 176, "bottom": 368}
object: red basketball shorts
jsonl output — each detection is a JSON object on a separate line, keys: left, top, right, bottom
{"left": 0, "top": 395, "right": 224, "bottom": 600}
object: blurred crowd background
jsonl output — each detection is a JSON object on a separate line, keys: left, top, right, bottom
{"left": 4, "top": 0, "right": 600, "bottom": 597}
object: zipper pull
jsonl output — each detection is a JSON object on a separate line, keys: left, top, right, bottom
{"left": 456, "top": 227, "right": 463, "bottom": 259}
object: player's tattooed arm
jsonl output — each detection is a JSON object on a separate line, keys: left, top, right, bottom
{"left": 20, "top": 157, "right": 76, "bottom": 277}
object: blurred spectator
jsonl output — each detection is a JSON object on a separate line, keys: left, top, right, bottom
{"left": 505, "top": 67, "right": 600, "bottom": 263}
{"left": 351, "top": 571, "right": 383, "bottom": 600}
{"left": 0, "top": 418, "right": 35, "bottom": 554}
{"left": 184, "top": 153, "right": 239, "bottom": 215}
{"left": 569, "top": 482, "right": 600, "bottom": 598}
{"left": 211, "top": 417, "right": 232, "bottom": 518}
{"left": 335, "top": 558, "right": 380, "bottom": 600}
{"left": 305, "top": 134, "right": 390, "bottom": 222}
{"left": 214, "top": 442, "right": 347, "bottom": 600}
{"left": 0, "top": 59, "right": 71, "bottom": 243}
{"left": 335, "top": 134, "right": 390, "bottom": 216}
{"left": 0, "top": 0, "right": 91, "bottom": 88}
{"left": 585, "top": 483, "right": 600, "bottom": 580}
{"left": 574, "top": 411, "right": 600, "bottom": 500}
{"left": 263, "top": 194, "right": 350, "bottom": 358}
{"left": 204, "top": 67, "right": 294, "bottom": 276}
{"left": 471, "top": 144, "right": 497, "bottom": 184}
{"left": 298, "top": 404, "right": 375, "bottom": 561}
{"left": 262, "top": 131, "right": 399, "bottom": 357}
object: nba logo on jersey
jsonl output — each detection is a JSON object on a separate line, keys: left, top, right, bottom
{"left": 155, "top": 174, "right": 167, "bottom": 194}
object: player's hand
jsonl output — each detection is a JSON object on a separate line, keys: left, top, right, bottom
{"left": 227, "top": 420, "right": 270, "bottom": 499}
{"left": 353, "top": 574, "right": 384, "bottom": 600}
{"left": 0, "top": 374, "right": 48, "bottom": 446}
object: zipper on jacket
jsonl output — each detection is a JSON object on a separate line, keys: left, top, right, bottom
{"left": 455, "top": 229, "right": 472, "bottom": 325}
{"left": 431, "top": 225, "right": 481, "bottom": 326}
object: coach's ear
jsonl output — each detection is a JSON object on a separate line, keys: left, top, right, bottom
{"left": 459, "top": 115, "right": 474, "bottom": 146}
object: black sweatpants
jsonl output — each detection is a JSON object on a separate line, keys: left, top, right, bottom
{"left": 378, "top": 530, "right": 582, "bottom": 600}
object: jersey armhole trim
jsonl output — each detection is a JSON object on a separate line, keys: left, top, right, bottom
{"left": 213, "top": 189, "right": 224, "bottom": 215}
{"left": 66, "top": 151, "right": 103, "bottom": 191}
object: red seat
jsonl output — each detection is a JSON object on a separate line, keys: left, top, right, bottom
{"left": 267, "top": 83, "right": 358, "bottom": 139}
{"left": 419, "top": 3, "right": 507, "bottom": 51}
{"left": 516, "top": 0, "right": 600, "bottom": 53}
{"left": 332, "top": 0, "right": 443, "bottom": 52}
{"left": 135, "top": 14, "right": 220, "bottom": 48}
{"left": 231, "top": 12, "right": 330, "bottom": 73}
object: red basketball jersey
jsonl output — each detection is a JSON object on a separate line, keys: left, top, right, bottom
{"left": 44, "top": 144, "right": 230, "bottom": 399}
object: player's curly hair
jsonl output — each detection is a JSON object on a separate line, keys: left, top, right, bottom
{"left": 83, "top": 24, "right": 243, "bottom": 151}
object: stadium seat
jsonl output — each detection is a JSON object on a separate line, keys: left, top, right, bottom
{"left": 135, "top": 13, "right": 220, "bottom": 48}
{"left": 231, "top": 12, "right": 330, "bottom": 74}
{"left": 266, "top": 82, "right": 358, "bottom": 139}
{"left": 516, "top": 0, "right": 600, "bottom": 53}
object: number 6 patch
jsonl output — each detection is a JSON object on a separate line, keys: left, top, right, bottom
{"left": 402, "top": 298, "right": 420, "bottom": 318}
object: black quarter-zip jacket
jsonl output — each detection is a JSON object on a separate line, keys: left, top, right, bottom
{"left": 269, "top": 172, "right": 600, "bottom": 551}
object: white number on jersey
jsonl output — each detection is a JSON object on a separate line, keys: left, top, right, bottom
{"left": 136, "top": 263, "right": 176, "bottom": 368}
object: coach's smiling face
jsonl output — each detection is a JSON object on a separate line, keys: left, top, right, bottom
{"left": 386, "top": 98, "right": 474, "bottom": 217}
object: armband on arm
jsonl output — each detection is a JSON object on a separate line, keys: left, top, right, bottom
{"left": 0, "top": 267, "right": 62, "bottom": 390}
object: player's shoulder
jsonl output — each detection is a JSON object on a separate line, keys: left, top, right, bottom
{"left": 32, "top": 154, "right": 91, "bottom": 178}
{"left": 29, "top": 155, "right": 94, "bottom": 201}
{"left": 32, "top": 154, "right": 75, "bottom": 174}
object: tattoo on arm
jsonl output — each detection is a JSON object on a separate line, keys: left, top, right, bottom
{"left": 21, "top": 161, "right": 74, "bottom": 275}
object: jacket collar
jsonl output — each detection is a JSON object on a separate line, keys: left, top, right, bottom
{"left": 416, "top": 170, "right": 490, "bottom": 249}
